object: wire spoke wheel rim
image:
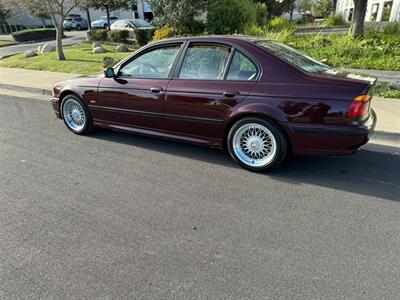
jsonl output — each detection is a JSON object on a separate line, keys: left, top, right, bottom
{"left": 62, "top": 99, "right": 86, "bottom": 132}
{"left": 232, "top": 123, "right": 277, "bottom": 167}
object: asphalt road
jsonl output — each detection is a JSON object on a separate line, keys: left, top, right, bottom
{"left": 1, "top": 94, "right": 400, "bottom": 299}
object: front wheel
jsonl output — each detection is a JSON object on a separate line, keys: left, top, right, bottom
{"left": 227, "top": 117, "right": 288, "bottom": 171}
{"left": 61, "top": 95, "right": 94, "bottom": 134}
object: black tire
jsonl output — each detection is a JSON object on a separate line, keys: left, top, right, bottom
{"left": 60, "top": 95, "right": 94, "bottom": 135}
{"left": 227, "top": 117, "right": 288, "bottom": 171}
{"left": 103, "top": 24, "right": 108, "bottom": 29}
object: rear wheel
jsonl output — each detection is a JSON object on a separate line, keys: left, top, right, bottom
{"left": 227, "top": 117, "right": 288, "bottom": 171}
{"left": 61, "top": 95, "right": 94, "bottom": 134}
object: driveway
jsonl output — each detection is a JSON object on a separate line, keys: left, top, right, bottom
{"left": 0, "top": 94, "right": 400, "bottom": 298}
{"left": 0, "top": 31, "right": 86, "bottom": 59}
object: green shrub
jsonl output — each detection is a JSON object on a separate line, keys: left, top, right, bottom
{"left": 286, "top": 32, "right": 400, "bottom": 70}
{"left": 135, "top": 28, "right": 156, "bottom": 46}
{"left": 267, "top": 17, "right": 296, "bottom": 32}
{"left": 108, "top": 30, "right": 130, "bottom": 43}
{"left": 255, "top": 2, "right": 268, "bottom": 26}
{"left": 153, "top": 25, "right": 175, "bottom": 41}
{"left": 12, "top": 28, "right": 56, "bottom": 42}
{"left": 176, "top": 19, "right": 206, "bottom": 35}
{"left": 89, "top": 29, "right": 108, "bottom": 42}
{"left": 264, "top": 28, "right": 295, "bottom": 42}
{"left": 324, "top": 14, "right": 346, "bottom": 26}
{"left": 383, "top": 22, "right": 400, "bottom": 34}
{"left": 243, "top": 24, "right": 264, "bottom": 36}
{"left": 371, "top": 82, "right": 400, "bottom": 98}
{"left": 207, "top": 0, "right": 256, "bottom": 34}
{"left": 103, "top": 56, "right": 117, "bottom": 69}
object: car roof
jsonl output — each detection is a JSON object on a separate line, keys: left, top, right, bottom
{"left": 151, "top": 35, "right": 265, "bottom": 45}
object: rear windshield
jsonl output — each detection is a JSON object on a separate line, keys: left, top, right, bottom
{"left": 256, "top": 40, "right": 337, "bottom": 74}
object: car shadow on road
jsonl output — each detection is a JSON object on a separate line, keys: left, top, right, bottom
{"left": 90, "top": 128, "right": 400, "bottom": 202}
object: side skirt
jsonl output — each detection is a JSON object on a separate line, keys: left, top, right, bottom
{"left": 93, "top": 119, "right": 223, "bottom": 149}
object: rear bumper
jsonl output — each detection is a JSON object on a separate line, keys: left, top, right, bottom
{"left": 283, "top": 109, "right": 377, "bottom": 155}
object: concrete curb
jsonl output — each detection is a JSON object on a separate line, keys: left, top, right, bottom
{"left": 0, "top": 83, "right": 52, "bottom": 96}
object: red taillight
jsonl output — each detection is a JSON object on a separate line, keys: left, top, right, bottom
{"left": 347, "top": 94, "right": 371, "bottom": 118}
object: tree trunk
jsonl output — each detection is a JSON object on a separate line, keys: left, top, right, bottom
{"left": 40, "top": 17, "right": 46, "bottom": 28}
{"left": 350, "top": 0, "right": 368, "bottom": 38}
{"left": 86, "top": 8, "right": 92, "bottom": 30}
{"left": 105, "top": 5, "right": 110, "bottom": 30}
{"left": 331, "top": 0, "right": 338, "bottom": 15}
{"left": 56, "top": 24, "right": 65, "bottom": 60}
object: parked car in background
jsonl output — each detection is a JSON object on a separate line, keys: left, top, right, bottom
{"left": 63, "top": 17, "right": 89, "bottom": 31}
{"left": 110, "top": 19, "right": 154, "bottom": 37}
{"left": 282, "top": 11, "right": 314, "bottom": 22}
{"left": 91, "top": 16, "right": 118, "bottom": 29}
{"left": 51, "top": 36, "right": 376, "bottom": 172}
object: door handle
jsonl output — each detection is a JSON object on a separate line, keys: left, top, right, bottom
{"left": 223, "top": 90, "right": 239, "bottom": 98}
{"left": 150, "top": 86, "right": 163, "bottom": 93}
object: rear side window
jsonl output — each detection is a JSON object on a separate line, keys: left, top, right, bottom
{"left": 179, "top": 44, "right": 231, "bottom": 80}
{"left": 226, "top": 50, "right": 258, "bottom": 81}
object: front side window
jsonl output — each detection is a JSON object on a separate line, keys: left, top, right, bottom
{"left": 226, "top": 51, "right": 258, "bottom": 81}
{"left": 179, "top": 44, "right": 231, "bottom": 80}
{"left": 119, "top": 45, "right": 181, "bottom": 79}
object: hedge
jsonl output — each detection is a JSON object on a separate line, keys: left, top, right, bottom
{"left": 135, "top": 28, "right": 156, "bottom": 46}
{"left": 12, "top": 28, "right": 56, "bottom": 42}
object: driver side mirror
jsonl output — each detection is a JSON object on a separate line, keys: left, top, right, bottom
{"left": 104, "top": 67, "right": 115, "bottom": 78}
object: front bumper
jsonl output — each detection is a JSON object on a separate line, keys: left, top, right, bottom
{"left": 51, "top": 97, "right": 61, "bottom": 119}
{"left": 284, "top": 109, "right": 377, "bottom": 155}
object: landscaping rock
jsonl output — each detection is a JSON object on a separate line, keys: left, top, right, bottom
{"left": 92, "top": 46, "right": 107, "bottom": 54}
{"left": 41, "top": 43, "right": 55, "bottom": 53}
{"left": 92, "top": 42, "right": 101, "bottom": 49}
{"left": 24, "top": 50, "right": 37, "bottom": 58}
{"left": 115, "top": 44, "right": 129, "bottom": 52}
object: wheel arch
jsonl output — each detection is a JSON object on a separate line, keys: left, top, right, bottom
{"left": 58, "top": 90, "right": 84, "bottom": 113}
{"left": 222, "top": 113, "right": 292, "bottom": 154}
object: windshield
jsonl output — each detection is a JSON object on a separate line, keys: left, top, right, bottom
{"left": 257, "top": 40, "right": 337, "bottom": 74}
{"left": 133, "top": 19, "right": 151, "bottom": 27}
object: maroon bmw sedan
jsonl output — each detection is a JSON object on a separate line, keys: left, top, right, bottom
{"left": 51, "top": 36, "right": 376, "bottom": 171}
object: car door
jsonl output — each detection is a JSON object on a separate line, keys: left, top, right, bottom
{"left": 95, "top": 43, "right": 183, "bottom": 130}
{"left": 165, "top": 42, "right": 260, "bottom": 140}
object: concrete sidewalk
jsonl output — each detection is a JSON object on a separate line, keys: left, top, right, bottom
{"left": 0, "top": 67, "right": 399, "bottom": 151}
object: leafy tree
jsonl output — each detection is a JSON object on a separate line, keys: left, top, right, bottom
{"left": 0, "top": 0, "right": 12, "bottom": 20}
{"left": 297, "top": 0, "right": 315, "bottom": 13}
{"left": 350, "top": 0, "right": 367, "bottom": 37}
{"left": 207, "top": 0, "right": 256, "bottom": 34}
{"left": 80, "top": 0, "right": 93, "bottom": 29}
{"left": 89, "top": 0, "right": 129, "bottom": 30}
{"left": 256, "top": 0, "right": 295, "bottom": 17}
{"left": 7, "top": 0, "right": 80, "bottom": 60}
{"left": 312, "top": 0, "right": 331, "bottom": 17}
{"left": 147, "top": 0, "right": 207, "bottom": 33}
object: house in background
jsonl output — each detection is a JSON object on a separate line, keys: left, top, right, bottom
{"left": 1, "top": 0, "right": 152, "bottom": 29}
{"left": 336, "top": 0, "right": 400, "bottom": 22}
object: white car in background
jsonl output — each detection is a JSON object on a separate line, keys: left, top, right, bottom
{"left": 91, "top": 16, "right": 119, "bottom": 29}
{"left": 110, "top": 19, "right": 154, "bottom": 37}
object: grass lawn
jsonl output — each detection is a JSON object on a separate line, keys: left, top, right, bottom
{"left": 0, "top": 40, "right": 17, "bottom": 47}
{"left": 0, "top": 42, "right": 136, "bottom": 74}
{"left": 287, "top": 31, "right": 400, "bottom": 71}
